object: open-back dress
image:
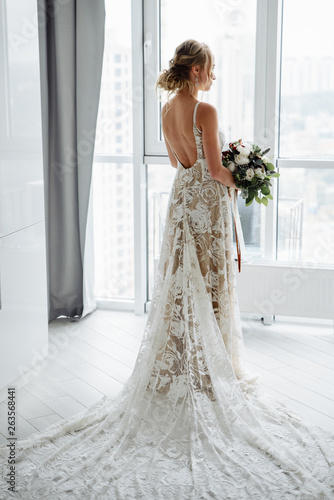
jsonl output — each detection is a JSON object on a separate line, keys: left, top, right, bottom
{"left": 1, "top": 101, "right": 333, "bottom": 499}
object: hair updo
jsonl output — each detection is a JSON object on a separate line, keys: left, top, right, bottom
{"left": 156, "top": 39, "right": 213, "bottom": 109}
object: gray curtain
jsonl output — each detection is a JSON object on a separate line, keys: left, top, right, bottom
{"left": 37, "top": 0, "right": 105, "bottom": 321}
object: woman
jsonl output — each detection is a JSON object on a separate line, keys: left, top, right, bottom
{"left": 0, "top": 39, "right": 333, "bottom": 500}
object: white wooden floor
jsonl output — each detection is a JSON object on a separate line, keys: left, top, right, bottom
{"left": 1, "top": 309, "right": 334, "bottom": 444}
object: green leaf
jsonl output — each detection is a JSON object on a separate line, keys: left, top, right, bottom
{"left": 261, "top": 197, "right": 268, "bottom": 206}
{"left": 271, "top": 172, "right": 280, "bottom": 178}
{"left": 261, "top": 186, "right": 270, "bottom": 195}
{"left": 266, "top": 162, "right": 275, "bottom": 171}
{"left": 266, "top": 193, "right": 273, "bottom": 200}
{"left": 245, "top": 190, "right": 255, "bottom": 204}
{"left": 252, "top": 144, "right": 261, "bottom": 152}
{"left": 262, "top": 148, "right": 270, "bottom": 155}
{"left": 245, "top": 198, "right": 254, "bottom": 206}
{"left": 251, "top": 176, "right": 258, "bottom": 185}
{"left": 255, "top": 196, "right": 261, "bottom": 204}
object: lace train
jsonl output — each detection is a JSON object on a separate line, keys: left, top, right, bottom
{"left": 1, "top": 102, "right": 333, "bottom": 499}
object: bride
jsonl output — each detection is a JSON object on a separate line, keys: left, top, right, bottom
{"left": 1, "top": 39, "right": 334, "bottom": 499}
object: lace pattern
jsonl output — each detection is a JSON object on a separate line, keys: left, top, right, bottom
{"left": 1, "top": 103, "right": 334, "bottom": 499}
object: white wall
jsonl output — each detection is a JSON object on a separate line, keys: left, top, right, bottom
{"left": 0, "top": 0, "right": 48, "bottom": 391}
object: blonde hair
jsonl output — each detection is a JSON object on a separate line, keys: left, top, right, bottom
{"left": 156, "top": 39, "right": 213, "bottom": 112}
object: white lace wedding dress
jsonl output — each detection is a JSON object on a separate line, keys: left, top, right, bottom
{"left": 1, "top": 102, "right": 334, "bottom": 499}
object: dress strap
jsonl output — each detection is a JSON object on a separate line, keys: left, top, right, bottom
{"left": 193, "top": 101, "right": 201, "bottom": 130}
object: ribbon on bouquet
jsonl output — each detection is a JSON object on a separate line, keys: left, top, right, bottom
{"left": 230, "top": 189, "right": 246, "bottom": 273}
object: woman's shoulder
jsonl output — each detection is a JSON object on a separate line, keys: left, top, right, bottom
{"left": 197, "top": 102, "right": 219, "bottom": 131}
{"left": 197, "top": 102, "right": 218, "bottom": 117}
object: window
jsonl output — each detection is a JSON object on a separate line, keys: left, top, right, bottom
{"left": 277, "top": 168, "right": 334, "bottom": 264}
{"left": 160, "top": 0, "right": 256, "bottom": 143}
{"left": 277, "top": 0, "right": 334, "bottom": 265}
{"left": 144, "top": 0, "right": 262, "bottom": 280}
{"left": 147, "top": 165, "right": 175, "bottom": 299}
{"left": 93, "top": 162, "right": 134, "bottom": 300}
{"left": 95, "top": 0, "right": 132, "bottom": 155}
{"left": 145, "top": 0, "right": 257, "bottom": 156}
{"left": 279, "top": 0, "right": 334, "bottom": 158}
{"left": 92, "top": 0, "right": 134, "bottom": 302}
{"left": 93, "top": 0, "right": 334, "bottom": 313}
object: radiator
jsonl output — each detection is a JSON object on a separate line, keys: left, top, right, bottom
{"left": 152, "top": 258, "right": 334, "bottom": 322}
{"left": 235, "top": 260, "right": 334, "bottom": 322}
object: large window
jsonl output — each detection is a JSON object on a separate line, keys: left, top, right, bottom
{"left": 94, "top": 0, "right": 334, "bottom": 311}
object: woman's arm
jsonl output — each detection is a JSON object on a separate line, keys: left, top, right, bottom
{"left": 199, "top": 103, "right": 237, "bottom": 188}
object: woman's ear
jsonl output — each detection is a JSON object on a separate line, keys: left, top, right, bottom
{"left": 191, "top": 65, "right": 200, "bottom": 76}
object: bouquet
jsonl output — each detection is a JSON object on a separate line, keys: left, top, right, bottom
{"left": 222, "top": 139, "right": 280, "bottom": 207}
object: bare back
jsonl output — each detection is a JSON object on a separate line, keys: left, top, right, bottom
{"left": 162, "top": 97, "right": 202, "bottom": 169}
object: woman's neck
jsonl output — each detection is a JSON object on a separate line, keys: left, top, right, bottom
{"left": 175, "top": 88, "right": 199, "bottom": 100}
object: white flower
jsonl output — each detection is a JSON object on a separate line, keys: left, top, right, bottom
{"left": 254, "top": 167, "right": 265, "bottom": 179}
{"left": 235, "top": 155, "right": 249, "bottom": 166}
{"left": 236, "top": 143, "right": 252, "bottom": 157}
{"left": 245, "top": 169, "right": 254, "bottom": 181}
{"left": 227, "top": 161, "right": 236, "bottom": 172}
